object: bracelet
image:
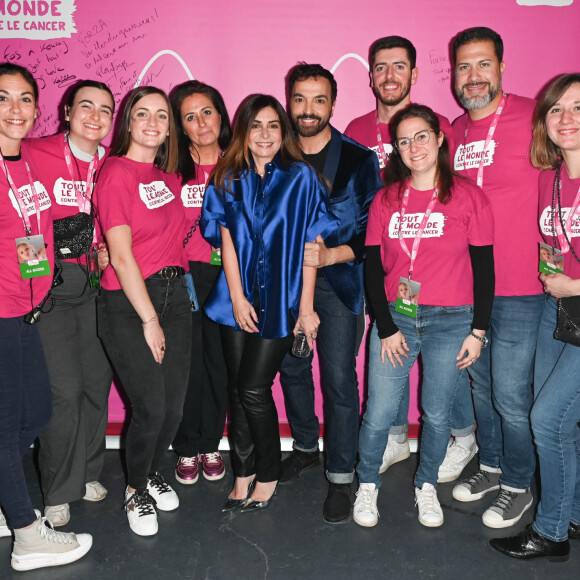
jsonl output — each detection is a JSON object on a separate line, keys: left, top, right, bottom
{"left": 469, "top": 330, "right": 488, "bottom": 347}
{"left": 142, "top": 316, "right": 157, "bottom": 326}
{"left": 300, "top": 312, "right": 316, "bottom": 317}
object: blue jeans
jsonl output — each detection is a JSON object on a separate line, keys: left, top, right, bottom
{"left": 0, "top": 317, "right": 52, "bottom": 529}
{"left": 468, "top": 294, "right": 543, "bottom": 489}
{"left": 531, "top": 296, "right": 580, "bottom": 542}
{"left": 357, "top": 304, "right": 472, "bottom": 488}
{"left": 279, "top": 276, "right": 360, "bottom": 483}
{"left": 388, "top": 367, "right": 474, "bottom": 437}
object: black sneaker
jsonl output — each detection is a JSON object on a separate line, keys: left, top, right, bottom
{"left": 279, "top": 449, "right": 319, "bottom": 484}
{"left": 323, "top": 483, "right": 353, "bottom": 524}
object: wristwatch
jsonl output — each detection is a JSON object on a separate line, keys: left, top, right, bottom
{"left": 469, "top": 330, "right": 489, "bottom": 347}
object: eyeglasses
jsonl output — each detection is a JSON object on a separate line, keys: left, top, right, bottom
{"left": 394, "top": 129, "right": 435, "bottom": 151}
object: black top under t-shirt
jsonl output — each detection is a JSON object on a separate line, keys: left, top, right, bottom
{"left": 302, "top": 141, "right": 331, "bottom": 277}
{"left": 302, "top": 140, "right": 330, "bottom": 175}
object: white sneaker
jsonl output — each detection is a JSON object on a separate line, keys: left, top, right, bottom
{"left": 437, "top": 440, "right": 478, "bottom": 483}
{"left": 147, "top": 473, "right": 179, "bottom": 511}
{"left": 379, "top": 436, "right": 411, "bottom": 474}
{"left": 124, "top": 487, "right": 158, "bottom": 537}
{"left": 1, "top": 509, "right": 42, "bottom": 539}
{"left": 415, "top": 483, "right": 444, "bottom": 527}
{"left": 44, "top": 504, "right": 70, "bottom": 527}
{"left": 11, "top": 516, "right": 92, "bottom": 571}
{"left": 0, "top": 510, "right": 11, "bottom": 538}
{"left": 83, "top": 481, "right": 108, "bottom": 502}
{"left": 353, "top": 483, "right": 379, "bottom": 527}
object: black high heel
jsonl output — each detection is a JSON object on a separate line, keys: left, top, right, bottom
{"left": 240, "top": 482, "right": 278, "bottom": 513}
{"left": 222, "top": 477, "right": 256, "bottom": 512}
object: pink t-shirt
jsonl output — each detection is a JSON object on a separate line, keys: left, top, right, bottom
{"left": 96, "top": 157, "right": 187, "bottom": 291}
{"left": 0, "top": 156, "right": 54, "bottom": 317}
{"left": 452, "top": 94, "right": 542, "bottom": 296}
{"left": 539, "top": 165, "right": 580, "bottom": 281}
{"left": 24, "top": 133, "right": 109, "bottom": 263}
{"left": 365, "top": 178, "right": 494, "bottom": 306}
{"left": 344, "top": 108, "right": 454, "bottom": 170}
{"left": 180, "top": 163, "right": 216, "bottom": 263}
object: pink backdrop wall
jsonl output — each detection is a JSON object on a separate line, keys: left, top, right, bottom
{"left": 2, "top": 0, "right": 579, "bottom": 424}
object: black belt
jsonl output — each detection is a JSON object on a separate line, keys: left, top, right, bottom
{"left": 150, "top": 266, "right": 185, "bottom": 280}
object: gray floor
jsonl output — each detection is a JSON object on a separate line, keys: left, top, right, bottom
{"left": 1, "top": 450, "right": 577, "bottom": 579}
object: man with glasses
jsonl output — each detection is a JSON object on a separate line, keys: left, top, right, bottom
{"left": 450, "top": 26, "right": 543, "bottom": 529}
{"left": 345, "top": 36, "right": 477, "bottom": 484}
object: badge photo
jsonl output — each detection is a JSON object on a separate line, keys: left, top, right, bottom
{"left": 395, "top": 276, "right": 421, "bottom": 318}
{"left": 16, "top": 234, "right": 52, "bottom": 279}
{"left": 539, "top": 242, "right": 564, "bottom": 275}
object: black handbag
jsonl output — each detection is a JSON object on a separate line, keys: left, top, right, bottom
{"left": 53, "top": 211, "right": 94, "bottom": 259}
{"left": 550, "top": 165, "right": 580, "bottom": 346}
{"left": 554, "top": 296, "right": 580, "bottom": 346}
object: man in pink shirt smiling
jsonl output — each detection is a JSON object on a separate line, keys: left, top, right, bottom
{"left": 450, "top": 26, "right": 543, "bottom": 530}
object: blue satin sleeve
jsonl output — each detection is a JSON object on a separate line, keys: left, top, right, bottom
{"left": 202, "top": 160, "right": 340, "bottom": 339}
{"left": 200, "top": 178, "right": 226, "bottom": 248}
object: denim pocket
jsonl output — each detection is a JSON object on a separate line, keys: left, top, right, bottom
{"left": 439, "top": 305, "right": 474, "bottom": 314}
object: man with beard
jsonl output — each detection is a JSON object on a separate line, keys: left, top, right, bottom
{"left": 345, "top": 36, "right": 453, "bottom": 169}
{"left": 345, "top": 36, "right": 476, "bottom": 484}
{"left": 450, "top": 27, "right": 543, "bottom": 529}
{"left": 278, "top": 63, "right": 382, "bottom": 523}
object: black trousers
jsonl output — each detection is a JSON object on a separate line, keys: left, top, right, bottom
{"left": 99, "top": 276, "right": 192, "bottom": 489}
{"left": 172, "top": 262, "right": 228, "bottom": 457}
{"left": 220, "top": 326, "right": 293, "bottom": 482}
{"left": 37, "top": 261, "right": 113, "bottom": 505}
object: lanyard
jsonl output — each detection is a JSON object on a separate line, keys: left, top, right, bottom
{"left": 464, "top": 93, "right": 507, "bottom": 188}
{"left": 0, "top": 150, "right": 42, "bottom": 236}
{"left": 398, "top": 184, "right": 439, "bottom": 280}
{"left": 375, "top": 113, "right": 389, "bottom": 168}
{"left": 552, "top": 167, "right": 580, "bottom": 255}
{"left": 63, "top": 134, "right": 98, "bottom": 214}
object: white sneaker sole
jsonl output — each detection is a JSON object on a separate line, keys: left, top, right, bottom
{"left": 11, "top": 535, "right": 92, "bottom": 571}
{"left": 482, "top": 497, "right": 533, "bottom": 529}
{"left": 452, "top": 482, "right": 500, "bottom": 502}
{"left": 202, "top": 470, "right": 225, "bottom": 481}
{"left": 437, "top": 445, "right": 478, "bottom": 483}
{"left": 175, "top": 472, "right": 199, "bottom": 485}
{"left": 353, "top": 513, "right": 379, "bottom": 527}
{"left": 379, "top": 447, "right": 411, "bottom": 474}
{"left": 418, "top": 514, "right": 444, "bottom": 528}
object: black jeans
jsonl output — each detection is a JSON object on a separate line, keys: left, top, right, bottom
{"left": 37, "top": 261, "right": 113, "bottom": 505}
{"left": 220, "top": 326, "right": 293, "bottom": 482}
{"left": 0, "top": 317, "right": 52, "bottom": 529}
{"left": 172, "top": 262, "right": 228, "bottom": 457}
{"left": 99, "top": 276, "right": 192, "bottom": 490}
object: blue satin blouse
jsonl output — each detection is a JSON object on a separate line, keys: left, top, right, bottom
{"left": 201, "top": 156, "right": 339, "bottom": 339}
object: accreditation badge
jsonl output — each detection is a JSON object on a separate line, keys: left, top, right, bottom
{"left": 16, "top": 235, "right": 52, "bottom": 279}
{"left": 210, "top": 248, "right": 222, "bottom": 266}
{"left": 395, "top": 276, "right": 421, "bottom": 318}
{"left": 539, "top": 242, "right": 564, "bottom": 275}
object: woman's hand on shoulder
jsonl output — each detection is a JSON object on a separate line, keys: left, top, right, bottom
{"left": 295, "top": 311, "right": 320, "bottom": 349}
{"left": 380, "top": 330, "right": 409, "bottom": 367}
{"left": 232, "top": 296, "right": 259, "bottom": 333}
